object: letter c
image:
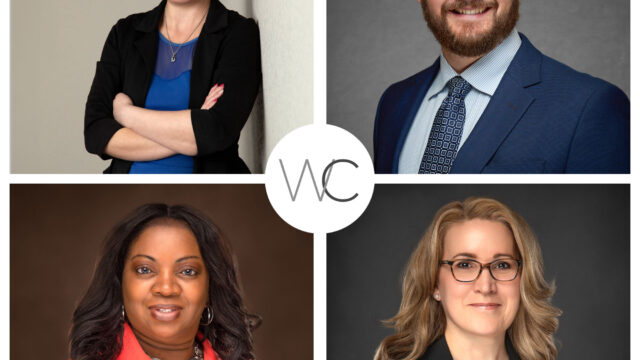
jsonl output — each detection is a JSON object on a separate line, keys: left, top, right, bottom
{"left": 322, "top": 159, "right": 359, "bottom": 202}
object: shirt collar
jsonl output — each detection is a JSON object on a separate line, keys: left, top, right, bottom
{"left": 426, "top": 29, "right": 522, "bottom": 99}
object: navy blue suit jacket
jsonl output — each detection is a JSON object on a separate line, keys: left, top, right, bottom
{"left": 373, "top": 34, "right": 630, "bottom": 174}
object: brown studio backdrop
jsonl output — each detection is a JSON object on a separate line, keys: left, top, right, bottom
{"left": 10, "top": 184, "right": 313, "bottom": 360}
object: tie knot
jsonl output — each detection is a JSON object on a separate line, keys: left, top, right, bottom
{"left": 447, "top": 76, "right": 472, "bottom": 99}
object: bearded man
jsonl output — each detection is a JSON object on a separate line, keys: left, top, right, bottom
{"left": 373, "top": 0, "right": 629, "bottom": 174}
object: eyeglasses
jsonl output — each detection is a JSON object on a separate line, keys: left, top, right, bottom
{"left": 440, "top": 258, "right": 521, "bottom": 282}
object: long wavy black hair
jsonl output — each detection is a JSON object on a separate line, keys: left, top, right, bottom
{"left": 69, "top": 204, "right": 260, "bottom": 360}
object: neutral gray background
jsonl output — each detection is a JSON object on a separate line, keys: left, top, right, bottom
{"left": 327, "top": 1, "right": 630, "bottom": 156}
{"left": 328, "top": 185, "right": 629, "bottom": 359}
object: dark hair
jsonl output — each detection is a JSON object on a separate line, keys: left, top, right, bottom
{"left": 69, "top": 204, "right": 260, "bottom": 360}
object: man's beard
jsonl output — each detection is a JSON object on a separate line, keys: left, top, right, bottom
{"left": 420, "top": 0, "right": 519, "bottom": 57}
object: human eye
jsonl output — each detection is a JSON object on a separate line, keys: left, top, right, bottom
{"left": 179, "top": 267, "right": 199, "bottom": 277}
{"left": 135, "top": 266, "right": 152, "bottom": 275}
{"left": 493, "top": 260, "right": 513, "bottom": 270}
{"left": 455, "top": 260, "right": 477, "bottom": 269}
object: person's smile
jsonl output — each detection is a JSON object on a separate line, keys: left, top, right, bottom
{"left": 149, "top": 304, "right": 184, "bottom": 321}
{"left": 448, "top": 6, "right": 494, "bottom": 19}
{"left": 468, "top": 302, "right": 502, "bottom": 311}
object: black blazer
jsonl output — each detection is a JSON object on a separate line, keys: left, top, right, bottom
{"left": 84, "top": 0, "right": 261, "bottom": 173}
{"left": 417, "top": 336, "right": 520, "bottom": 360}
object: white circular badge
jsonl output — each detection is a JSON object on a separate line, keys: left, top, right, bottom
{"left": 265, "top": 124, "right": 375, "bottom": 233}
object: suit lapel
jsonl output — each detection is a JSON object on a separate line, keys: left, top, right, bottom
{"left": 132, "top": 31, "right": 159, "bottom": 105}
{"left": 417, "top": 337, "right": 454, "bottom": 360}
{"left": 190, "top": 0, "right": 228, "bottom": 108}
{"left": 451, "top": 34, "right": 542, "bottom": 173}
{"left": 190, "top": 33, "right": 223, "bottom": 108}
{"left": 451, "top": 75, "right": 534, "bottom": 173}
{"left": 391, "top": 61, "right": 439, "bottom": 173}
{"left": 132, "top": 1, "right": 164, "bottom": 106}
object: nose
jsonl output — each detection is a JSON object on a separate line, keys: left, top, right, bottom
{"left": 473, "top": 266, "right": 497, "bottom": 294}
{"left": 151, "top": 270, "right": 181, "bottom": 297}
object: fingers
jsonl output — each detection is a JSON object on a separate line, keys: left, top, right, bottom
{"left": 209, "top": 85, "right": 224, "bottom": 100}
{"left": 201, "top": 83, "right": 224, "bottom": 110}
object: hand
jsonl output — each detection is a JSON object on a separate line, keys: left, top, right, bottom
{"left": 201, "top": 84, "right": 224, "bottom": 110}
{"left": 113, "top": 92, "right": 134, "bottom": 125}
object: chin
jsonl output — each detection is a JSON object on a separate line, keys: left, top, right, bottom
{"left": 465, "top": 323, "right": 505, "bottom": 337}
{"left": 147, "top": 323, "right": 188, "bottom": 341}
{"left": 450, "top": 23, "right": 493, "bottom": 41}
{"left": 459, "top": 312, "right": 509, "bottom": 337}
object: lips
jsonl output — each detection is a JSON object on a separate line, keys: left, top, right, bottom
{"left": 451, "top": 7, "right": 490, "bottom": 15}
{"left": 149, "top": 304, "right": 183, "bottom": 321}
{"left": 469, "top": 303, "right": 501, "bottom": 310}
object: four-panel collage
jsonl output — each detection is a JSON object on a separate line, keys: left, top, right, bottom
{"left": 7, "top": 0, "right": 633, "bottom": 360}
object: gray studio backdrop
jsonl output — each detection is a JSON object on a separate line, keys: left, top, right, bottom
{"left": 327, "top": 185, "right": 629, "bottom": 359}
{"left": 327, "top": 1, "right": 630, "bottom": 156}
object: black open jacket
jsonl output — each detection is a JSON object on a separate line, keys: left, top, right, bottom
{"left": 417, "top": 336, "right": 521, "bottom": 360}
{"left": 84, "top": 0, "right": 261, "bottom": 173}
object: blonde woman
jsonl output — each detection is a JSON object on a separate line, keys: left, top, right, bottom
{"left": 375, "top": 197, "right": 561, "bottom": 360}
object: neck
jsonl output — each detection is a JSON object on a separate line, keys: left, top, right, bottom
{"left": 441, "top": 47, "right": 484, "bottom": 74}
{"left": 164, "top": 0, "right": 210, "bottom": 35}
{"left": 444, "top": 326, "right": 509, "bottom": 360}
{"left": 135, "top": 331, "right": 197, "bottom": 360}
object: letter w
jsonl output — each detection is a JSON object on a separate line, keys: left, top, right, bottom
{"left": 279, "top": 159, "right": 333, "bottom": 201}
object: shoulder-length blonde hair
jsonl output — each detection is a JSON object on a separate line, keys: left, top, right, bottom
{"left": 374, "top": 197, "right": 561, "bottom": 360}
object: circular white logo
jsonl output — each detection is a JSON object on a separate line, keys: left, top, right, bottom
{"left": 265, "top": 124, "right": 375, "bottom": 233}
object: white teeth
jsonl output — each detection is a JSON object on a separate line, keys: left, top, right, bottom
{"left": 455, "top": 8, "right": 487, "bottom": 15}
{"left": 157, "top": 308, "right": 175, "bottom": 313}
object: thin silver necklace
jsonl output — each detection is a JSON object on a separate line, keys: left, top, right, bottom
{"left": 164, "top": 7, "right": 208, "bottom": 63}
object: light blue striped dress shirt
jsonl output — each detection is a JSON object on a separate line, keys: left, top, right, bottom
{"left": 398, "top": 29, "right": 522, "bottom": 173}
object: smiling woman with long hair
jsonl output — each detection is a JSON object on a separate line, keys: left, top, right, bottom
{"left": 69, "top": 204, "right": 259, "bottom": 360}
{"left": 375, "top": 197, "right": 561, "bottom": 360}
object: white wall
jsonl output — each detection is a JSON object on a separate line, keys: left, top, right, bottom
{"left": 251, "top": 0, "right": 314, "bottom": 167}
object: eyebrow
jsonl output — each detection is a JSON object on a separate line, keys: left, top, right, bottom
{"left": 129, "top": 254, "right": 202, "bottom": 263}
{"left": 451, "top": 253, "right": 515, "bottom": 259}
{"left": 176, "top": 255, "right": 201, "bottom": 262}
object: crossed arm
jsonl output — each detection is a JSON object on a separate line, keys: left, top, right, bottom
{"left": 104, "top": 84, "right": 224, "bottom": 161}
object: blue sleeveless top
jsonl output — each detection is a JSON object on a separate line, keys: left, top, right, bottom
{"left": 129, "top": 32, "right": 197, "bottom": 174}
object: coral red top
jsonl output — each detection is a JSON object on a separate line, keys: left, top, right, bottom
{"left": 116, "top": 323, "right": 218, "bottom": 360}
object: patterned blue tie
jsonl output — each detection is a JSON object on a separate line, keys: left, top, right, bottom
{"left": 419, "top": 76, "right": 472, "bottom": 174}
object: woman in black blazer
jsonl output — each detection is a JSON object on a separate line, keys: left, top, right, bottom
{"left": 375, "top": 198, "right": 561, "bottom": 360}
{"left": 84, "top": 0, "right": 261, "bottom": 173}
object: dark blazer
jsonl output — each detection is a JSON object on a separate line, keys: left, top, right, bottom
{"left": 84, "top": 0, "right": 261, "bottom": 173}
{"left": 417, "top": 336, "right": 520, "bottom": 360}
{"left": 373, "top": 34, "right": 630, "bottom": 174}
